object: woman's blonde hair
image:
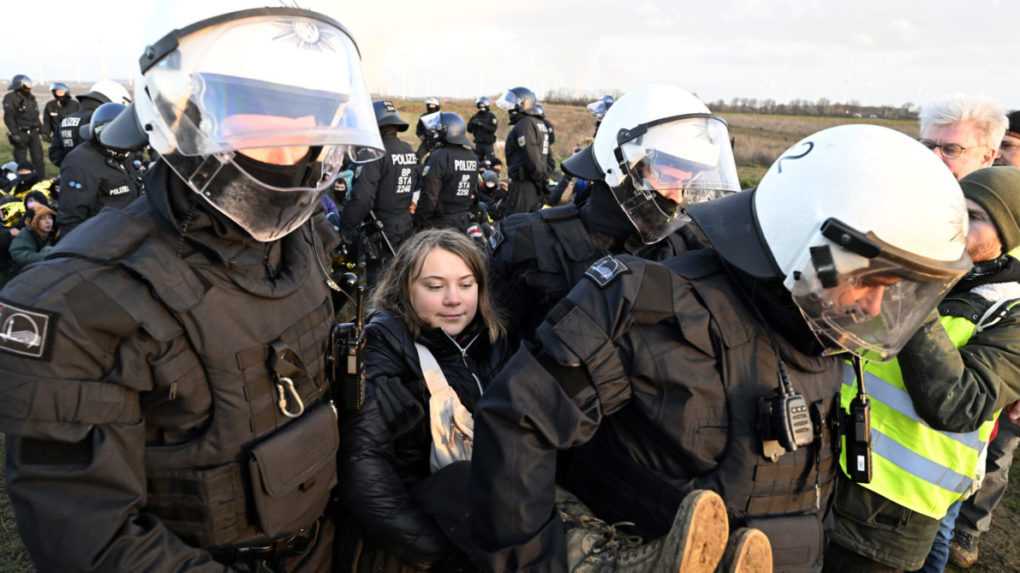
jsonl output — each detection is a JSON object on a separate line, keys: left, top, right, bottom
{"left": 371, "top": 229, "right": 505, "bottom": 342}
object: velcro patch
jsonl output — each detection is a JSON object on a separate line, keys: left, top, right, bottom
{"left": 0, "top": 298, "right": 57, "bottom": 360}
{"left": 517, "top": 135, "right": 527, "bottom": 147}
{"left": 585, "top": 255, "right": 630, "bottom": 288}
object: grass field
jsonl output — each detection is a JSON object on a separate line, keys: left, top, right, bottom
{"left": 3, "top": 102, "right": 1019, "bottom": 572}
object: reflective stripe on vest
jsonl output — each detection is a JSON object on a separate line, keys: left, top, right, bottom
{"left": 839, "top": 314, "right": 997, "bottom": 519}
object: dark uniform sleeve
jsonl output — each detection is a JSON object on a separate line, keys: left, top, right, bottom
{"left": 470, "top": 258, "right": 649, "bottom": 572}
{"left": 341, "top": 159, "right": 382, "bottom": 240}
{"left": 341, "top": 325, "right": 451, "bottom": 565}
{"left": 57, "top": 159, "right": 101, "bottom": 235}
{"left": 0, "top": 262, "right": 228, "bottom": 572}
{"left": 524, "top": 120, "right": 548, "bottom": 184}
{"left": 414, "top": 153, "right": 443, "bottom": 226}
{"left": 898, "top": 309, "right": 1020, "bottom": 433}
{"left": 488, "top": 216, "right": 535, "bottom": 343}
{"left": 3, "top": 93, "right": 20, "bottom": 135}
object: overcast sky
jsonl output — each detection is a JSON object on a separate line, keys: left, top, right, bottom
{"left": 3, "top": 0, "right": 1017, "bottom": 108}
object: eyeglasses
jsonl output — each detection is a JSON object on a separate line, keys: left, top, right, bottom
{"left": 920, "top": 139, "right": 971, "bottom": 159}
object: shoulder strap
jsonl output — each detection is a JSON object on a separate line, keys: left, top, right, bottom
{"left": 538, "top": 204, "right": 599, "bottom": 262}
{"left": 415, "top": 342, "right": 455, "bottom": 397}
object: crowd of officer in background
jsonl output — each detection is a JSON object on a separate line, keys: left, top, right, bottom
{"left": 2, "top": 9, "right": 1020, "bottom": 571}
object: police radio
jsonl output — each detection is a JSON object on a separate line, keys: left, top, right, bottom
{"left": 758, "top": 360, "right": 815, "bottom": 462}
{"left": 844, "top": 355, "right": 873, "bottom": 483}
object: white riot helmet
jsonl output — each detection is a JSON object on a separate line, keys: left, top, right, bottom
{"left": 88, "top": 79, "right": 132, "bottom": 105}
{"left": 689, "top": 124, "right": 971, "bottom": 358}
{"left": 101, "top": 5, "right": 384, "bottom": 243}
{"left": 562, "top": 85, "right": 740, "bottom": 244}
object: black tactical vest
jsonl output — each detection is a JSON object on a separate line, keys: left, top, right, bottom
{"left": 51, "top": 199, "right": 338, "bottom": 548}
{"left": 567, "top": 250, "right": 840, "bottom": 573}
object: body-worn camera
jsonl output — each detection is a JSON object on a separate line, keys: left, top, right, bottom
{"left": 843, "top": 357, "right": 873, "bottom": 483}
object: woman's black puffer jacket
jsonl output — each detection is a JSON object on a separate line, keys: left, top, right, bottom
{"left": 341, "top": 309, "right": 509, "bottom": 565}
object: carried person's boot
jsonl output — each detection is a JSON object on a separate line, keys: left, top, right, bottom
{"left": 949, "top": 530, "right": 980, "bottom": 569}
{"left": 718, "top": 528, "right": 772, "bottom": 573}
{"left": 558, "top": 488, "right": 729, "bottom": 573}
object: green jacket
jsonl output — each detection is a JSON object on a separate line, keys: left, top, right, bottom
{"left": 8, "top": 229, "right": 53, "bottom": 275}
{"left": 830, "top": 267, "right": 1020, "bottom": 570}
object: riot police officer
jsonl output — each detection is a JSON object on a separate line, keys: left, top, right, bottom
{"left": 415, "top": 96, "right": 442, "bottom": 160}
{"left": 535, "top": 103, "right": 557, "bottom": 173}
{"left": 0, "top": 6, "right": 384, "bottom": 571}
{"left": 414, "top": 111, "right": 478, "bottom": 232}
{"left": 57, "top": 103, "right": 147, "bottom": 236}
{"left": 50, "top": 79, "right": 131, "bottom": 166}
{"left": 3, "top": 74, "right": 45, "bottom": 176}
{"left": 42, "top": 82, "right": 79, "bottom": 146}
{"left": 341, "top": 100, "right": 418, "bottom": 280}
{"left": 468, "top": 96, "right": 498, "bottom": 164}
{"left": 470, "top": 124, "right": 973, "bottom": 573}
{"left": 497, "top": 86, "right": 550, "bottom": 215}
{"left": 491, "top": 86, "right": 737, "bottom": 343}
{"left": 586, "top": 94, "right": 615, "bottom": 135}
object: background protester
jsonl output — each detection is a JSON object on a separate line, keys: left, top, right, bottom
{"left": 995, "top": 111, "right": 1020, "bottom": 168}
{"left": 7, "top": 201, "right": 55, "bottom": 275}
{"left": 919, "top": 95, "right": 1007, "bottom": 180}
{"left": 340, "top": 229, "right": 508, "bottom": 572}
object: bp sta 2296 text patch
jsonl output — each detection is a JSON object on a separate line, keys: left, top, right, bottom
{"left": 0, "top": 298, "right": 57, "bottom": 360}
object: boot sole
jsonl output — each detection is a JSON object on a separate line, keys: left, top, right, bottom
{"left": 721, "top": 528, "right": 772, "bottom": 573}
{"left": 675, "top": 490, "right": 729, "bottom": 573}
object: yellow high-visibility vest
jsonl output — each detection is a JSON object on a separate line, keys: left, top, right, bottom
{"left": 838, "top": 307, "right": 1012, "bottom": 519}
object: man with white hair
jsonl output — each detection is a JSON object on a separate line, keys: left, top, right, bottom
{"left": 919, "top": 94, "right": 1007, "bottom": 180}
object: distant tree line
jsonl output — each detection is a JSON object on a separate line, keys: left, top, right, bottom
{"left": 707, "top": 97, "right": 918, "bottom": 120}
{"left": 544, "top": 89, "right": 919, "bottom": 121}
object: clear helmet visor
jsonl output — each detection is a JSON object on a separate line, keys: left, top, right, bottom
{"left": 587, "top": 99, "right": 610, "bottom": 119}
{"left": 495, "top": 90, "right": 521, "bottom": 111}
{"left": 137, "top": 10, "right": 384, "bottom": 242}
{"left": 790, "top": 242, "right": 970, "bottom": 359}
{"left": 142, "top": 12, "right": 382, "bottom": 160}
{"left": 613, "top": 116, "right": 740, "bottom": 244}
{"left": 418, "top": 111, "right": 443, "bottom": 132}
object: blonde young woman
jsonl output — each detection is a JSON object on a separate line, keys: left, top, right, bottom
{"left": 340, "top": 228, "right": 509, "bottom": 572}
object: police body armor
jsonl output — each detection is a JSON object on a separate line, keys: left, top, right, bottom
{"left": 419, "top": 146, "right": 477, "bottom": 231}
{"left": 48, "top": 197, "right": 337, "bottom": 551}
{"left": 52, "top": 99, "right": 102, "bottom": 165}
{"left": 565, "top": 250, "right": 841, "bottom": 573}
{"left": 836, "top": 291, "right": 1016, "bottom": 520}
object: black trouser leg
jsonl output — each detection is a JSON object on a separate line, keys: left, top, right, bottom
{"left": 28, "top": 132, "right": 45, "bottom": 177}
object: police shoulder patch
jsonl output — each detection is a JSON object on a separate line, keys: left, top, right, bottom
{"left": 585, "top": 255, "right": 630, "bottom": 288}
{"left": 0, "top": 298, "right": 58, "bottom": 360}
{"left": 517, "top": 135, "right": 527, "bottom": 147}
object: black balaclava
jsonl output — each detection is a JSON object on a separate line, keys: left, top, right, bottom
{"left": 232, "top": 148, "right": 318, "bottom": 190}
{"left": 580, "top": 180, "right": 645, "bottom": 244}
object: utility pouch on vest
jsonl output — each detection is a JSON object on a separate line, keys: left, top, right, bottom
{"left": 248, "top": 402, "right": 339, "bottom": 537}
{"left": 745, "top": 514, "right": 823, "bottom": 573}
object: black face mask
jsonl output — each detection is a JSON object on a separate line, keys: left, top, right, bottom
{"left": 232, "top": 147, "right": 319, "bottom": 189}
